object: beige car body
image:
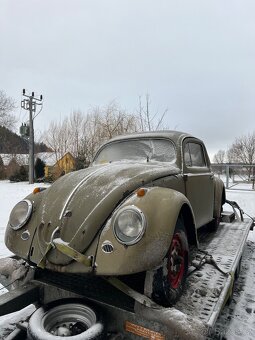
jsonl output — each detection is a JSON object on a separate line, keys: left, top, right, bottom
{"left": 5, "top": 131, "right": 225, "bottom": 276}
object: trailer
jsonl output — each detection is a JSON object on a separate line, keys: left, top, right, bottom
{"left": 0, "top": 208, "right": 253, "bottom": 340}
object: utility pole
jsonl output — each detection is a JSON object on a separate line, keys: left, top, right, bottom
{"left": 21, "top": 90, "right": 43, "bottom": 184}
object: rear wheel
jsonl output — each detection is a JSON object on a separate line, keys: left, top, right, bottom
{"left": 148, "top": 218, "right": 189, "bottom": 307}
{"left": 208, "top": 189, "right": 224, "bottom": 232}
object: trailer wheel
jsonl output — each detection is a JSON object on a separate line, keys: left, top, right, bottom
{"left": 27, "top": 299, "right": 104, "bottom": 340}
{"left": 150, "top": 218, "right": 189, "bottom": 307}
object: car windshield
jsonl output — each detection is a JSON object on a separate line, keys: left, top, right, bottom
{"left": 94, "top": 138, "right": 176, "bottom": 164}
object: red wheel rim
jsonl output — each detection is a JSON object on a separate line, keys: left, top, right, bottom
{"left": 168, "top": 233, "right": 185, "bottom": 289}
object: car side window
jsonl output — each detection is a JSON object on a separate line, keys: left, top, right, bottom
{"left": 184, "top": 144, "right": 192, "bottom": 166}
{"left": 184, "top": 142, "right": 206, "bottom": 167}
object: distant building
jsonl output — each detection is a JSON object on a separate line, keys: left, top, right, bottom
{"left": 36, "top": 152, "right": 76, "bottom": 180}
{"left": 0, "top": 153, "right": 29, "bottom": 167}
{"left": 0, "top": 153, "right": 29, "bottom": 178}
{"left": 0, "top": 152, "right": 76, "bottom": 181}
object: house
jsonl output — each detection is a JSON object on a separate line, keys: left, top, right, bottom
{"left": 36, "top": 152, "right": 76, "bottom": 179}
{"left": 0, "top": 153, "right": 29, "bottom": 178}
{"left": 0, "top": 152, "right": 76, "bottom": 181}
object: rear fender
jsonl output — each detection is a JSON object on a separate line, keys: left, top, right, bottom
{"left": 95, "top": 187, "right": 196, "bottom": 275}
{"left": 213, "top": 177, "right": 225, "bottom": 218}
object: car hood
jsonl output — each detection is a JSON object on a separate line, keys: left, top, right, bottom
{"left": 35, "top": 162, "right": 180, "bottom": 265}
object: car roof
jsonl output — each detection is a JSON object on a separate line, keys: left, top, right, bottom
{"left": 106, "top": 130, "right": 194, "bottom": 145}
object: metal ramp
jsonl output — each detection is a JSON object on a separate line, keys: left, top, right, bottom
{"left": 175, "top": 219, "right": 252, "bottom": 329}
{"left": 211, "top": 239, "right": 255, "bottom": 340}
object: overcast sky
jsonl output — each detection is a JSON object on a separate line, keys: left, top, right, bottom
{"left": 1, "top": 0, "right": 255, "bottom": 158}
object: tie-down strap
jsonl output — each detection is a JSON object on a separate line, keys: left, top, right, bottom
{"left": 38, "top": 237, "right": 93, "bottom": 269}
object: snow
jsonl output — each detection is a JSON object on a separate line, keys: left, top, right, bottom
{"left": 224, "top": 188, "right": 255, "bottom": 242}
{"left": 0, "top": 180, "right": 50, "bottom": 258}
{"left": 0, "top": 180, "right": 254, "bottom": 338}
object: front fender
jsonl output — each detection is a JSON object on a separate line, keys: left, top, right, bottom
{"left": 95, "top": 186, "right": 194, "bottom": 275}
{"left": 5, "top": 190, "right": 46, "bottom": 261}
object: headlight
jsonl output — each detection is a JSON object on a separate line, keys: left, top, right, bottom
{"left": 113, "top": 206, "right": 146, "bottom": 245}
{"left": 9, "top": 200, "right": 33, "bottom": 230}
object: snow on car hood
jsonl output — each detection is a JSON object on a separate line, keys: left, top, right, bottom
{"left": 36, "top": 162, "right": 180, "bottom": 265}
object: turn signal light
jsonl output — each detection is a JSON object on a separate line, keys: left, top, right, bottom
{"left": 137, "top": 188, "right": 147, "bottom": 197}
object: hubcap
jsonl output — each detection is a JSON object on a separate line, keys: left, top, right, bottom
{"left": 43, "top": 303, "right": 96, "bottom": 336}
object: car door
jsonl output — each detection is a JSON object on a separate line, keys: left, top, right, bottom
{"left": 182, "top": 138, "right": 214, "bottom": 228}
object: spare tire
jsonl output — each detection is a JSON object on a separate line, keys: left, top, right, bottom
{"left": 27, "top": 299, "right": 104, "bottom": 340}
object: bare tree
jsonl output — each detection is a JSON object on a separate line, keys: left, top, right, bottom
{"left": 213, "top": 149, "right": 226, "bottom": 175}
{"left": 44, "top": 98, "right": 169, "bottom": 172}
{"left": 44, "top": 119, "right": 70, "bottom": 160}
{"left": 68, "top": 110, "right": 86, "bottom": 158}
{"left": 213, "top": 150, "right": 226, "bottom": 164}
{"left": 79, "top": 102, "right": 139, "bottom": 164}
{"left": 97, "top": 101, "right": 138, "bottom": 140}
{"left": 227, "top": 132, "right": 255, "bottom": 179}
{"left": 44, "top": 102, "right": 140, "bottom": 169}
{"left": 0, "top": 90, "right": 16, "bottom": 129}
{"left": 137, "top": 94, "right": 168, "bottom": 131}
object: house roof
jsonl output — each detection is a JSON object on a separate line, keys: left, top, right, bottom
{"left": 0, "top": 152, "right": 75, "bottom": 167}
{"left": 35, "top": 152, "right": 59, "bottom": 166}
{"left": 36, "top": 152, "right": 75, "bottom": 166}
{"left": 0, "top": 154, "right": 29, "bottom": 166}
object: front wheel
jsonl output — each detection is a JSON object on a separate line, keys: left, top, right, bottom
{"left": 146, "top": 218, "right": 189, "bottom": 307}
{"left": 27, "top": 299, "right": 104, "bottom": 340}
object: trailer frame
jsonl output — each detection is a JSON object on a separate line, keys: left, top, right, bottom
{"left": 0, "top": 215, "right": 253, "bottom": 340}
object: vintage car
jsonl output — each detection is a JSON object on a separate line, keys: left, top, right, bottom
{"left": 5, "top": 130, "right": 225, "bottom": 306}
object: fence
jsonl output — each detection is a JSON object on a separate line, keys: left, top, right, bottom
{"left": 211, "top": 164, "right": 255, "bottom": 190}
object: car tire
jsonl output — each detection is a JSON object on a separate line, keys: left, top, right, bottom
{"left": 27, "top": 299, "right": 104, "bottom": 340}
{"left": 149, "top": 217, "right": 189, "bottom": 307}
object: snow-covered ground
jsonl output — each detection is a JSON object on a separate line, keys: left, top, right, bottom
{"left": 0, "top": 181, "right": 50, "bottom": 338}
{"left": 0, "top": 180, "right": 254, "bottom": 339}
{"left": 0, "top": 180, "right": 50, "bottom": 258}
{"left": 224, "top": 188, "right": 255, "bottom": 243}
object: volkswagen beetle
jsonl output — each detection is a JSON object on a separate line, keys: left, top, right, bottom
{"left": 5, "top": 131, "right": 225, "bottom": 306}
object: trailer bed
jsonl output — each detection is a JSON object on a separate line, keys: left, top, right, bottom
{"left": 0, "top": 218, "right": 253, "bottom": 340}
{"left": 32, "top": 218, "right": 252, "bottom": 339}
